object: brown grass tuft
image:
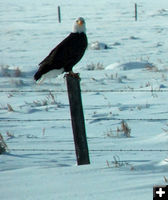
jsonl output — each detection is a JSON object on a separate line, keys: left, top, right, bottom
{"left": 7, "top": 104, "right": 14, "bottom": 112}
{"left": 0, "top": 133, "right": 8, "bottom": 154}
{"left": 14, "top": 67, "right": 22, "bottom": 77}
{"left": 105, "top": 120, "right": 131, "bottom": 138}
{"left": 164, "top": 176, "right": 168, "bottom": 183}
{"left": 121, "top": 120, "right": 131, "bottom": 137}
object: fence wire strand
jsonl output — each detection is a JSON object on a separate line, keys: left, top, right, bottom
{"left": 9, "top": 149, "right": 168, "bottom": 152}
{"left": 1, "top": 89, "right": 168, "bottom": 93}
{"left": 0, "top": 118, "right": 168, "bottom": 122}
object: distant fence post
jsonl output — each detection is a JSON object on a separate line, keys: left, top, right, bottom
{"left": 135, "top": 3, "right": 137, "bottom": 21}
{"left": 66, "top": 74, "right": 90, "bottom": 165}
{"left": 58, "top": 6, "right": 61, "bottom": 23}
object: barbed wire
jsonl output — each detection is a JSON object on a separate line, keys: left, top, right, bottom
{"left": 0, "top": 118, "right": 167, "bottom": 122}
{"left": 9, "top": 148, "right": 168, "bottom": 152}
{"left": 0, "top": 89, "right": 168, "bottom": 93}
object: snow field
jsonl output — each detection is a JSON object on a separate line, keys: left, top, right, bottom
{"left": 1, "top": 0, "right": 168, "bottom": 200}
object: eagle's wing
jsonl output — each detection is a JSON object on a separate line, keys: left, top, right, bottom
{"left": 39, "top": 33, "right": 85, "bottom": 69}
{"left": 34, "top": 33, "right": 87, "bottom": 81}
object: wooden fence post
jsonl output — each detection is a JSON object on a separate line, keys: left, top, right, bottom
{"left": 66, "top": 74, "right": 90, "bottom": 165}
{"left": 135, "top": 3, "right": 137, "bottom": 21}
{"left": 58, "top": 6, "right": 61, "bottom": 23}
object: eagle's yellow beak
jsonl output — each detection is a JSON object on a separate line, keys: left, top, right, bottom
{"left": 77, "top": 20, "right": 83, "bottom": 26}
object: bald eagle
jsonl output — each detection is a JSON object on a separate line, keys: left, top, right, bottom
{"left": 34, "top": 17, "right": 87, "bottom": 82}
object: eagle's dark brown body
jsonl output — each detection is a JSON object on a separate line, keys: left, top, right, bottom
{"left": 34, "top": 32, "right": 87, "bottom": 81}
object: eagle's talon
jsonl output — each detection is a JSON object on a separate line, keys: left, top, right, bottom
{"left": 68, "top": 72, "right": 80, "bottom": 80}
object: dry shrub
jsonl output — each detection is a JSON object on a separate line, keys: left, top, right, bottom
{"left": 106, "top": 156, "right": 130, "bottom": 168}
{"left": 105, "top": 120, "right": 131, "bottom": 138}
{"left": 145, "top": 64, "right": 159, "bottom": 72}
{"left": 14, "top": 67, "right": 22, "bottom": 77}
{"left": 86, "top": 62, "right": 104, "bottom": 70}
{"left": 32, "top": 92, "right": 61, "bottom": 108}
{"left": 6, "top": 131, "right": 15, "bottom": 139}
{"left": 0, "top": 133, "right": 8, "bottom": 154}
{"left": 7, "top": 104, "right": 14, "bottom": 112}
{"left": 0, "top": 65, "right": 22, "bottom": 77}
{"left": 121, "top": 120, "right": 131, "bottom": 137}
{"left": 164, "top": 176, "right": 168, "bottom": 183}
{"left": 0, "top": 65, "right": 11, "bottom": 77}
{"left": 42, "top": 128, "right": 46, "bottom": 136}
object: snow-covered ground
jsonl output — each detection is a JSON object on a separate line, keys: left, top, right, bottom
{"left": 1, "top": 0, "right": 168, "bottom": 199}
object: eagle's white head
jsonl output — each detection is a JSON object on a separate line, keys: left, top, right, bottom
{"left": 72, "top": 17, "right": 86, "bottom": 33}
